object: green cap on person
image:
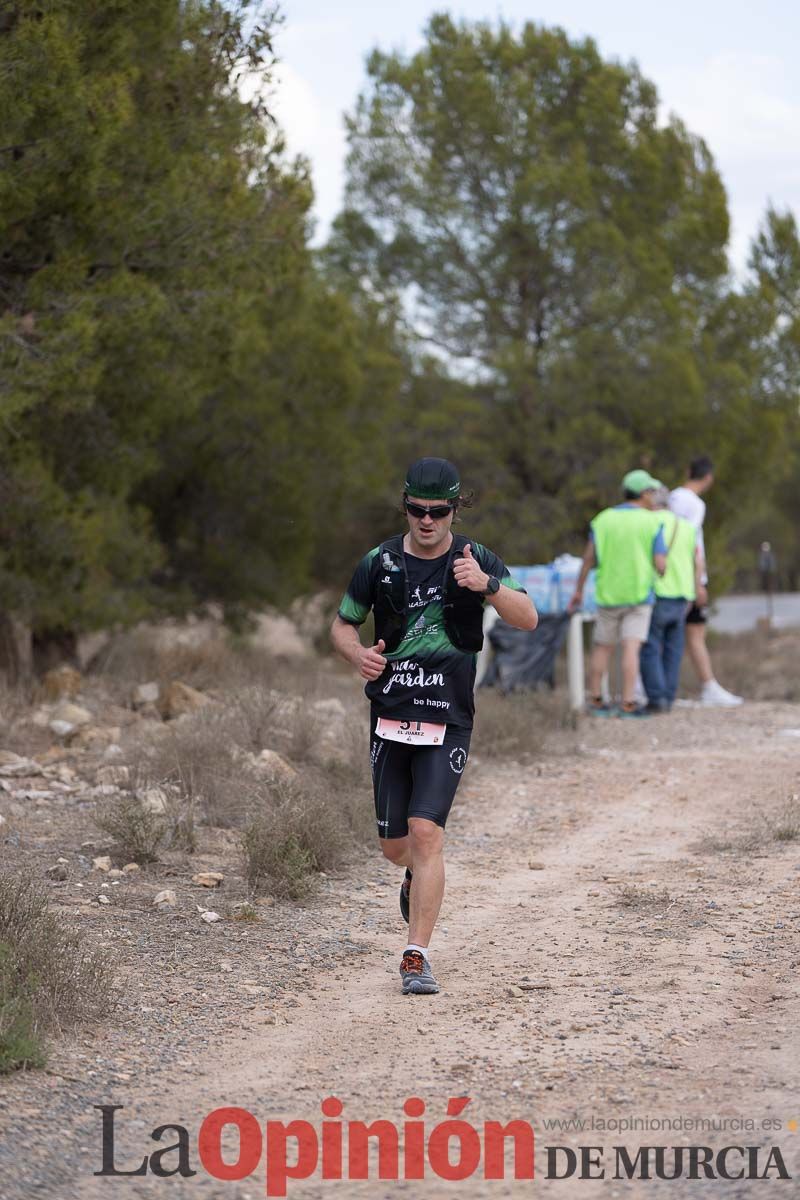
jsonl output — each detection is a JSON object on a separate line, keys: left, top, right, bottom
{"left": 404, "top": 457, "right": 461, "bottom": 500}
{"left": 622, "top": 468, "right": 662, "bottom": 496}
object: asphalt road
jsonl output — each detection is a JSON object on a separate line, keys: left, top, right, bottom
{"left": 710, "top": 592, "right": 800, "bottom": 633}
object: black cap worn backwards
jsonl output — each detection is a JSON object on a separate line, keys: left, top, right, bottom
{"left": 404, "top": 457, "right": 461, "bottom": 501}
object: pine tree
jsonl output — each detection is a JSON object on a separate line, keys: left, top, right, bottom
{"left": 1, "top": 2, "right": 400, "bottom": 645}
{"left": 329, "top": 14, "right": 783, "bottom": 561}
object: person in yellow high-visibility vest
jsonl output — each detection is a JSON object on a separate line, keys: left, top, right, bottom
{"left": 569, "top": 470, "right": 667, "bottom": 718}
{"left": 640, "top": 488, "right": 703, "bottom": 712}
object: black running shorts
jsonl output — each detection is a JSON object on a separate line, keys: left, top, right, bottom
{"left": 686, "top": 602, "right": 708, "bottom": 625}
{"left": 369, "top": 712, "right": 471, "bottom": 838}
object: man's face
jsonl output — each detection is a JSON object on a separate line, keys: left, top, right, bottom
{"left": 404, "top": 495, "right": 455, "bottom": 551}
{"left": 698, "top": 471, "right": 714, "bottom": 494}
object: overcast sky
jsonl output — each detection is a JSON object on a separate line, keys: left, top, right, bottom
{"left": 270, "top": 1, "right": 800, "bottom": 273}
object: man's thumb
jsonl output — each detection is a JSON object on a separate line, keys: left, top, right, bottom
{"left": 463, "top": 542, "right": 473, "bottom": 558}
{"left": 374, "top": 638, "right": 386, "bottom": 654}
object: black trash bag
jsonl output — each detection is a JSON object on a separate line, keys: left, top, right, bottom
{"left": 481, "top": 613, "right": 570, "bottom": 692}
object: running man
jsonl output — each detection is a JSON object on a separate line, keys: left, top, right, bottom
{"left": 331, "top": 458, "right": 537, "bottom": 995}
{"left": 568, "top": 469, "right": 667, "bottom": 717}
{"left": 669, "top": 456, "right": 742, "bottom": 706}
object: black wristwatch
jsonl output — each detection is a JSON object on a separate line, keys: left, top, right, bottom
{"left": 483, "top": 575, "right": 500, "bottom": 596}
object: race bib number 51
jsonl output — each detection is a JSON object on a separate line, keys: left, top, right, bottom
{"left": 376, "top": 718, "right": 446, "bottom": 746}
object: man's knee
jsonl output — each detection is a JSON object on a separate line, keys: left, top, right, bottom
{"left": 379, "top": 837, "right": 407, "bottom": 863}
{"left": 408, "top": 818, "right": 444, "bottom": 857}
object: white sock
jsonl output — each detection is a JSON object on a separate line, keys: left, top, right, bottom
{"left": 405, "top": 943, "right": 429, "bottom": 961}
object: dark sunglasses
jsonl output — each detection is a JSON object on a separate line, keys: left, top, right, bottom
{"left": 404, "top": 500, "right": 455, "bottom": 520}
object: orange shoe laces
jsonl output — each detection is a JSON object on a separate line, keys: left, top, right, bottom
{"left": 401, "top": 951, "right": 424, "bottom": 974}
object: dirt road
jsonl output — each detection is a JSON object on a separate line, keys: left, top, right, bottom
{"left": 4, "top": 702, "right": 800, "bottom": 1198}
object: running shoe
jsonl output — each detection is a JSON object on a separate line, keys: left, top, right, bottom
{"left": 700, "top": 679, "right": 743, "bottom": 707}
{"left": 399, "top": 868, "right": 412, "bottom": 923}
{"left": 586, "top": 699, "right": 617, "bottom": 717}
{"left": 400, "top": 950, "right": 439, "bottom": 995}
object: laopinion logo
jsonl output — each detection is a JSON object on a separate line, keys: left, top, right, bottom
{"left": 93, "top": 1100, "right": 792, "bottom": 1194}
{"left": 94, "top": 1097, "right": 534, "bottom": 1195}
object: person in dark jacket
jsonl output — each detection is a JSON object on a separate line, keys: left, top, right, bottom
{"left": 331, "top": 457, "right": 536, "bottom": 995}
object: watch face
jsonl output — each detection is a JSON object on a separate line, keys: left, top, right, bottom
{"left": 487, "top": 575, "right": 500, "bottom": 594}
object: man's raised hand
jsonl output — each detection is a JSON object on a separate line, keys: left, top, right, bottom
{"left": 452, "top": 542, "right": 489, "bottom": 593}
{"left": 359, "top": 638, "right": 387, "bottom": 680}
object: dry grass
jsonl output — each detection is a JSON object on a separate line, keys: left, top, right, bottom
{"left": 239, "top": 774, "right": 367, "bottom": 898}
{"left": 692, "top": 787, "right": 800, "bottom": 855}
{"left": 771, "top": 796, "right": 800, "bottom": 842}
{"left": 91, "top": 623, "right": 355, "bottom": 706}
{"left": 683, "top": 627, "right": 800, "bottom": 702}
{"left": 316, "top": 720, "right": 372, "bottom": 791}
{"left": 110, "top": 669, "right": 374, "bottom": 895}
{"left": 123, "top": 694, "right": 290, "bottom": 830}
{"left": 0, "top": 871, "right": 113, "bottom": 1072}
{"left": 90, "top": 627, "right": 247, "bottom": 697}
{"left": 126, "top": 710, "right": 248, "bottom": 830}
{"left": 225, "top": 686, "right": 283, "bottom": 754}
{"left": 283, "top": 709, "right": 322, "bottom": 765}
{"left": 616, "top": 884, "right": 673, "bottom": 909}
{"left": 696, "top": 830, "right": 766, "bottom": 855}
{"left": 0, "top": 626, "right": 375, "bottom": 898}
{"left": 472, "top": 688, "right": 572, "bottom": 760}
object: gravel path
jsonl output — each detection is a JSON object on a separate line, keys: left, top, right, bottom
{"left": 2, "top": 702, "right": 799, "bottom": 1198}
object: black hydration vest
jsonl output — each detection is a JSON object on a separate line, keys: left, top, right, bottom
{"left": 373, "top": 533, "right": 486, "bottom": 655}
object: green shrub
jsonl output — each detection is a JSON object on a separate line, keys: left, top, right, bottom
{"left": 0, "top": 873, "right": 112, "bottom": 1073}
{"left": 239, "top": 774, "right": 366, "bottom": 898}
{"left": 94, "top": 793, "right": 167, "bottom": 863}
{"left": 0, "top": 942, "right": 46, "bottom": 1073}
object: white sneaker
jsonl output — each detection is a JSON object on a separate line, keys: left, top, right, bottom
{"left": 701, "top": 679, "right": 743, "bottom": 707}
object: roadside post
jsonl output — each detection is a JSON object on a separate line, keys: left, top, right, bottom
{"left": 758, "top": 541, "right": 776, "bottom": 628}
{"left": 567, "top": 611, "right": 587, "bottom": 711}
{"left": 478, "top": 561, "right": 596, "bottom": 709}
{"left": 479, "top": 604, "right": 592, "bottom": 711}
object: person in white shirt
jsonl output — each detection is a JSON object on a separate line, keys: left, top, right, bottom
{"left": 669, "top": 456, "right": 743, "bottom": 707}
